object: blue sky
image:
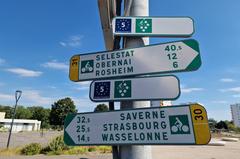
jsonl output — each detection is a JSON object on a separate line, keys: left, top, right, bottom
{"left": 0, "top": 0, "right": 239, "bottom": 121}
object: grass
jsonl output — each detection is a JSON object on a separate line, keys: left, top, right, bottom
{"left": 51, "top": 146, "right": 112, "bottom": 155}
{"left": 0, "top": 146, "right": 112, "bottom": 156}
{"left": 0, "top": 147, "right": 22, "bottom": 156}
{"left": 211, "top": 132, "right": 240, "bottom": 138}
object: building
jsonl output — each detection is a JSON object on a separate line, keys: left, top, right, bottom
{"left": 151, "top": 100, "right": 172, "bottom": 107}
{"left": 0, "top": 112, "right": 41, "bottom": 132}
{"left": 230, "top": 104, "right": 240, "bottom": 127}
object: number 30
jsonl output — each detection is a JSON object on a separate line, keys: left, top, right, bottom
{"left": 193, "top": 109, "right": 204, "bottom": 120}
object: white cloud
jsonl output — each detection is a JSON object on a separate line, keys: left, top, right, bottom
{"left": 42, "top": 60, "right": 68, "bottom": 71}
{"left": 73, "top": 97, "right": 92, "bottom": 110}
{"left": 0, "top": 58, "right": 5, "bottom": 65}
{"left": 211, "top": 100, "right": 228, "bottom": 104}
{"left": 20, "top": 90, "right": 54, "bottom": 106}
{"left": 219, "top": 78, "right": 236, "bottom": 83}
{"left": 59, "top": 35, "right": 83, "bottom": 48}
{"left": 72, "top": 97, "right": 107, "bottom": 113}
{"left": 0, "top": 90, "right": 97, "bottom": 112}
{"left": 75, "top": 87, "right": 89, "bottom": 91}
{"left": 219, "top": 87, "right": 240, "bottom": 93}
{"left": 0, "top": 93, "right": 13, "bottom": 101}
{"left": 0, "top": 90, "right": 55, "bottom": 106}
{"left": 48, "top": 86, "right": 57, "bottom": 89}
{"left": 6, "top": 68, "right": 42, "bottom": 77}
{"left": 74, "top": 81, "right": 91, "bottom": 90}
{"left": 181, "top": 85, "right": 204, "bottom": 93}
{"left": 59, "top": 42, "right": 67, "bottom": 47}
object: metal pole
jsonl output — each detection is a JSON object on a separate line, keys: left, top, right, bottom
{"left": 109, "top": 1, "right": 122, "bottom": 158}
{"left": 7, "top": 90, "right": 22, "bottom": 149}
{"left": 120, "top": 0, "right": 152, "bottom": 159}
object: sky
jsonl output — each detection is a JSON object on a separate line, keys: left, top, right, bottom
{"left": 0, "top": 0, "right": 240, "bottom": 121}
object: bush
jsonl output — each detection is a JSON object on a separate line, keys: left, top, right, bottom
{"left": 88, "top": 146, "right": 97, "bottom": 152}
{"left": 97, "top": 146, "right": 112, "bottom": 153}
{"left": 63, "top": 147, "right": 88, "bottom": 155}
{"left": 0, "top": 124, "right": 4, "bottom": 128}
{"left": 40, "top": 145, "right": 51, "bottom": 154}
{"left": 21, "top": 143, "right": 41, "bottom": 155}
{"left": 48, "top": 135, "right": 69, "bottom": 153}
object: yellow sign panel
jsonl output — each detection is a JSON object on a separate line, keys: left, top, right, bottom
{"left": 69, "top": 56, "right": 80, "bottom": 82}
{"left": 190, "top": 104, "right": 211, "bottom": 145}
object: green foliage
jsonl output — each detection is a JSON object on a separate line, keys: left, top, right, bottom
{"left": 215, "top": 120, "right": 228, "bottom": 129}
{"left": 21, "top": 143, "right": 41, "bottom": 155}
{"left": 208, "top": 118, "right": 217, "bottom": 130}
{"left": 49, "top": 97, "right": 77, "bottom": 127}
{"left": 40, "top": 145, "right": 51, "bottom": 154}
{"left": 97, "top": 146, "right": 112, "bottom": 153}
{"left": 0, "top": 123, "right": 8, "bottom": 132}
{"left": 94, "top": 104, "right": 109, "bottom": 112}
{"left": 236, "top": 127, "right": 240, "bottom": 133}
{"left": 88, "top": 146, "right": 97, "bottom": 152}
{"left": 63, "top": 147, "right": 88, "bottom": 155}
{"left": 61, "top": 146, "right": 111, "bottom": 155}
{"left": 28, "top": 106, "right": 50, "bottom": 129}
{"left": 208, "top": 118, "right": 217, "bottom": 125}
{"left": 228, "top": 123, "right": 236, "bottom": 130}
{"left": 0, "top": 105, "right": 13, "bottom": 118}
{"left": 15, "top": 106, "right": 32, "bottom": 119}
{"left": 226, "top": 121, "right": 240, "bottom": 133}
{"left": 48, "top": 135, "right": 69, "bottom": 153}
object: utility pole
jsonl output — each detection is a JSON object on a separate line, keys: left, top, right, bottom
{"left": 7, "top": 90, "right": 22, "bottom": 149}
{"left": 120, "top": 0, "right": 152, "bottom": 159}
{"left": 98, "top": 0, "right": 122, "bottom": 158}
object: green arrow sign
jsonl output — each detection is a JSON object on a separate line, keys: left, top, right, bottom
{"left": 64, "top": 104, "right": 211, "bottom": 146}
{"left": 69, "top": 39, "right": 201, "bottom": 82}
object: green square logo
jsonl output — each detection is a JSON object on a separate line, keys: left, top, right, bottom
{"left": 169, "top": 115, "right": 190, "bottom": 134}
{"left": 81, "top": 60, "right": 94, "bottom": 74}
{"left": 114, "top": 80, "right": 131, "bottom": 98}
{"left": 136, "top": 18, "right": 152, "bottom": 33}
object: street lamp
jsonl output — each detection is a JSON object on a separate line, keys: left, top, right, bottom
{"left": 6, "top": 90, "right": 22, "bottom": 149}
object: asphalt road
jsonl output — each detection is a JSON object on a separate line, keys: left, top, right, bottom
{"left": 0, "top": 131, "right": 62, "bottom": 149}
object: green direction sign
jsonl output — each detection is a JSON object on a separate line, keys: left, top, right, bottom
{"left": 89, "top": 75, "right": 180, "bottom": 102}
{"left": 69, "top": 39, "right": 201, "bottom": 82}
{"left": 64, "top": 103, "right": 211, "bottom": 146}
{"left": 112, "top": 17, "right": 194, "bottom": 37}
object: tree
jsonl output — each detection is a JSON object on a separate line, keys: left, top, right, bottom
{"left": 94, "top": 104, "right": 108, "bottom": 112}
{"left": 208, "top": 118, "right": 217, "bottom": 130}
{"left": 15, "top": 106, "right": 32, "bottom": 119}
{"left": 49, "top": 97, "right": 77, "bottom": 128}
{"left": 28, "top": 106, "right": 51, "bottom": 129}
{"left": 0, "top": 105, "right": 12, "bottom": 118}
{"left": 215, "top": 120, "right": 228, "bottom": 130}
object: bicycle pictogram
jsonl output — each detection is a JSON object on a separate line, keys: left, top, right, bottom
{"left": 169, "top": 115, "right": 190, "bottom": 134}
{"left": 171, "top": 117, "right": 189, "bottom": 133}
{"left": 81, "top": 60, "right": 94, "bottom": 73}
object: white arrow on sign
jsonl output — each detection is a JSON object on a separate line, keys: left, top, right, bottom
{"left": 69, "top": 39, "right": 201, "bottom": 82}
{"left": 112, "top": 16, "right": 194, "bottom": 37}
{"left": 64, "top": 104, "right": 211, "bottom": 146}
{"left": 89, "top": 75, "right": 180, "bottom": 102}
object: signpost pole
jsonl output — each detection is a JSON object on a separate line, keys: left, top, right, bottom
{"left": 120, "top": 0, "right": 152, "bottom": 159}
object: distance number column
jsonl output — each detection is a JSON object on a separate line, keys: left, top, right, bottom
{"left": 76, "top": 115, "right": 91, "bottom": 143}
